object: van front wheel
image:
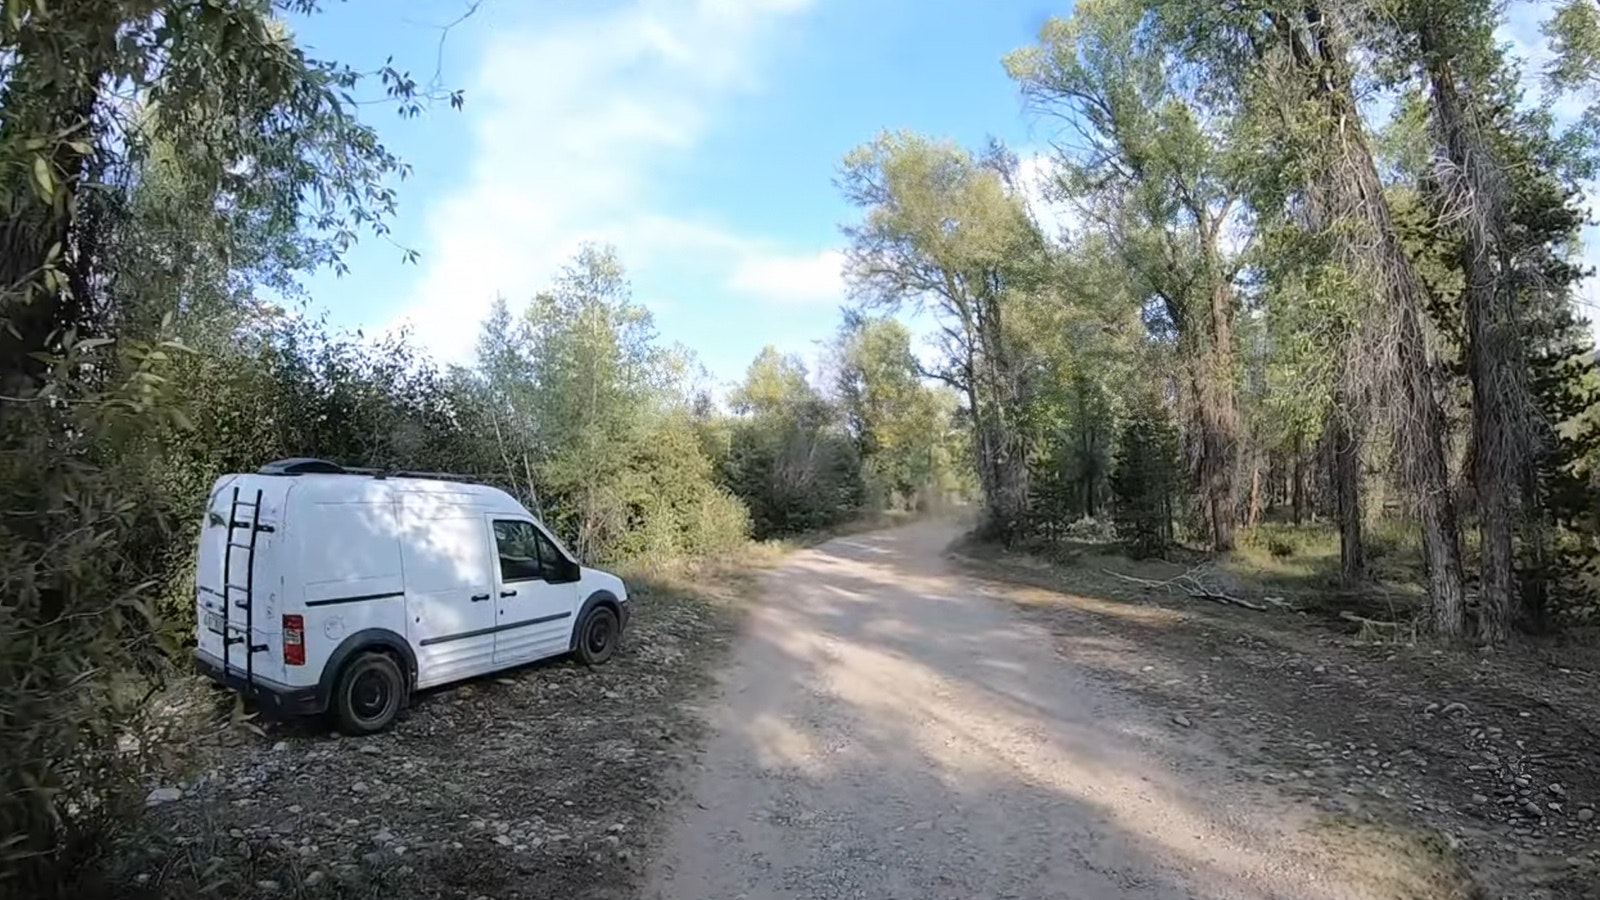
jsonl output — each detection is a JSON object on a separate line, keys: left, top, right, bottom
{"left": 330, "top": 652, "right": 406, "bottom": 735}
{"left": 576, "top": 606, "right": 620, "bottom": 666}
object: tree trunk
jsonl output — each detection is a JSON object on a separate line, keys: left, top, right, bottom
{"left": 1291, "top": 430, "right": 1305, "bottom": 526}
{"left": 1246, "top": 458, "right": 1262, "bottom": 528}
{"left": 1277, "top": 4, "right": 1468, "bottom": 637}
{"left": 1330, "top": 413, "right": 1365, "bottom": 583}
{"left": 1421, "top": 29, "right": 1537, "bottom": 645}
{"left": 1198, "top": 282, "right": 1239, "bottom": 552}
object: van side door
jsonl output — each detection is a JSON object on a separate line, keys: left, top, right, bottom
{"left": 402, "top": 510, "right": 498, "bottom": 689}
{"left": 488, "top": 518, "right": 581, "bottom": 666}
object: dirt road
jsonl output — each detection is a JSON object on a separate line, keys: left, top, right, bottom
{"left": 647, "top": 521, "right": 1394, "bottom": 900}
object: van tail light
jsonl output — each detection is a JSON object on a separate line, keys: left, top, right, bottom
{"left": 283, "top": 615, "right": 305, "bottom": 666}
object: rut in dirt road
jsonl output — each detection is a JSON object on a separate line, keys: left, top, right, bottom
{"left": 647, "top": 522, "right": 1389, "bottom": 900}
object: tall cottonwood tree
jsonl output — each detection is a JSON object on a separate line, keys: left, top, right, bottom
{"left": 1149, "top": 0, "right": 1471, "bottom": 635}
{"left": 1397, "top": 0, "right": 1544, "bottom": 642}
{"left": 839, "top": 130, "right": 1047, "bottom": 541}
{"left": 1007, "top": 0, "right": 1249, "bottom": 551}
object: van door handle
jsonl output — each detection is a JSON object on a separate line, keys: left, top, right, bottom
{"left": 470, "top": 593, "right": 490, "bottom": 602}
{"left": 499, "top": 589, "right": 518, "bottom": 598}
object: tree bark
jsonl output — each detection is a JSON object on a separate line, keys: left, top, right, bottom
{"left": 1330, "top": 413, "right": 1365, "bottom": 583}
{"left": 1291, "top": 430, "right": 1306, "bottom": 526}
{"left": 1190, "top": 269, "right": 1239, "bottom": 553}
{"left": 1246, "top": 457, "right": 1262, "bottom": 528}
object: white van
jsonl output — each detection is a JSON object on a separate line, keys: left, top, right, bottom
{"left": 193, "top": 458, "right": 630, "bottom": 734}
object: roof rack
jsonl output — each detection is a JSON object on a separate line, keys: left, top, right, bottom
{"left": 256, "top": 458, "right": 489, "bottom": 485}
{"left": 258, "top": 458, "right": 347, "bottom": 476}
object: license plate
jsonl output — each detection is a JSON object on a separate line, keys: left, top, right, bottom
{"left": 204, "top": 612, "right": 225, "bottom": 634}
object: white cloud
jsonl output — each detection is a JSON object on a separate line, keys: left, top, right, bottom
{"left": 1014, "top": 151, "right": 1078, "bottom": 242}
{"left": 726, "top": 249, "right": 845, "bottom": 305}
{"left": 385, "top": 0, "right": 818, "bottom": 363}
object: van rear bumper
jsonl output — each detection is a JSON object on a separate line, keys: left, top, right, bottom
{"left": 194, "top": 651, "right": 327, "bottom": 716}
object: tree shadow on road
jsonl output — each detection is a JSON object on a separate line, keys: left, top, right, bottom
{"left": 935, "top": 530, "right": 1595, "bottom": 900}
{"left": 649, "top": 522, "right": 1482, "bottom": 900}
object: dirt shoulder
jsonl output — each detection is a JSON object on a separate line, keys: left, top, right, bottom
{"left": 950, "top": 539, "right": 1600, "bottom": 900}
{"left": 112, "top": 556, "right": 758, "bottom": 900}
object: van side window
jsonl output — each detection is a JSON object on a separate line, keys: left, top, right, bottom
{"left": 492, "top": 520, "right": 544, "bottom": 582}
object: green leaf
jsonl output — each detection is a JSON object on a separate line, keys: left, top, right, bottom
{"left": 32, "top": 156, "right": 54, "bottom": 198}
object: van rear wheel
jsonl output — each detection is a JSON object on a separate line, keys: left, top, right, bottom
{"left": 331, "top": 652, "right": 406, "bottom": 735}
{"left": 576, "top": 606, "right": 620, "bottom": 666}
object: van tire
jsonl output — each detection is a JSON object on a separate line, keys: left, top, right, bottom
{"left": 575, "top": 605, "right": 620, "bottom": 666}
{"left": 330, "top": 652, "right": 407, "bottom": 735}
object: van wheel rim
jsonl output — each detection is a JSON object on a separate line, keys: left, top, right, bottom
{"left": 586, "top": 616, "right": 613, "bottom": 654}
{"left": 351, "top": 670, "right": 392, "bottom": 721}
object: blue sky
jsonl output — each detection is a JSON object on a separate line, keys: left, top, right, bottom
{"left": 289, "top": 0, "right": 1599, "bottom": 388}
{"left": 289, "top": 0, "right": 1062, "bottom": 384}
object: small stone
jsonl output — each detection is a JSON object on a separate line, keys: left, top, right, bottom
{"left": 1472, "top": 794, "right": 1489, "bottom": 804}
{"left": 1313, "top": 665, "right": 1326, "bottom": 674}
{"left": 1524, "top": 801, "right": 1546, "bottom": 818}
{"left": 303, "top": 871, "right": 325, "bottom": 887}
{"left": 286, "top": 805, "right": 301, "bottom": 814}
{"left": 1550, "top": 784, "right": 1567, "bottom": 797}
{"left": 1173, "top": 714, "right": 1193, "bottom": 728}
{"left": 255, "top": 880, "right": 279, "bottom": 892}
{"left": 373, "top": 830, "right": 394, "bottom": 844}
{"left": 607, "top": 823, "right": 626, "bottom": 833}
{"left": 359, "top": 744, "right": 382, "bottom": 756}
{"left": 272, "top": 741, "right": 288, "bottom": 752}
{"left": 494, "top": 835, "right": 513, "bottom": 847}
{"left": 145, "top": 787, "right": 182, "bottom": 806}
{"left": 1441, "top": 702, "right": 1469, "bottom": 716}
{"left": 1578, "top": 808, "right": 1595, "bottom": 823}
{"left": 351, "top": 782, "right": 368, "bottom": 794}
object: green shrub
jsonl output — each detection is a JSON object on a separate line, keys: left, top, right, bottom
{"left": 1, "top": 340, "right": 190, "bottom": 894}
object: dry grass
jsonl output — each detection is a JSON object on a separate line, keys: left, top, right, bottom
{"left": 1310, "top": 815, "right": 1483, "bottom": 900}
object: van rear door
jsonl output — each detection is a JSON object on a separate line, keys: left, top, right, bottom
{"left": 195, "top": 477, "right": 286, "bottom": 685}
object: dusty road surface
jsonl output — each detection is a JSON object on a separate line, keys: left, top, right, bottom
{"left": 647, "top": 521, "right": 1398, "bottom": 900}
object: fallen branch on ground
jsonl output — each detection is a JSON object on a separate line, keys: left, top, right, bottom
{"left": 1102, "top": 567, "right": 1269, "bottom": 612}
{"left": 1338, "top": 610, "right": 1402, "bottom": 630}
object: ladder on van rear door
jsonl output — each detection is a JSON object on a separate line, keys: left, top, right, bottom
{"left": 220, "top": 486, "right": 271, "bottom": 686}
